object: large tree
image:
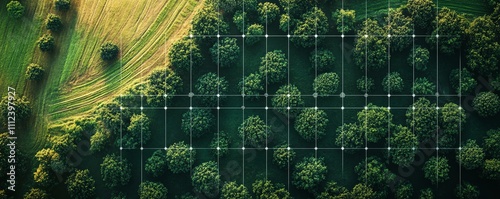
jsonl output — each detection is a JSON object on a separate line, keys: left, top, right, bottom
{"left": 24, "top": 188, "right": 49, "bottom": 199}
{"left": 259, "top": 50, "right": 287, "bottom": 84}
{"left": 317, "top": 181, "right": 350, "bottom": 199}
{"left": 358, "top": 103, "right": 392, "bottom": 143}
{"left": 100, "top": 154, "right": 131, "bottom": 188}
{"left": 455, "top": 182, "right": 480, "bottom": 199}
{"left": 239, "top": 115, "right": 271, "bottom": 148}
{"left": 389, "top": 125, "right": 418, "bottom": 166}
{"left": 484, "top": 128, "right": 500, "bottom": 158}
{"left": 355, "top": 158, "right": 395, "bottom": 190}
{"left": 138, "top": 181, "right": 168, "bottom": 199}
{"left": 440, "top": 102, "right": 466, "bottom": 136}
{"left": 239, "top": 73, "right": 264, "bottom": 99}
{"left": 332, "top": 9, "right": 356, "bottom": 33}
{"left": 195, "top": 72, "right": 229, "bottom": 106}
{"left": 144, "top": 68, "right": 183, "bottom": 106}
{"left": 145, "top": 150, "right": 168, "bottom": 177}
{"left": 482, "top": 159, "right": 500, "bottom": 180}
{"left": 191, "top": 6, "right": 228, "bottom": 40}
{"left": 382, "top": 72, "right": 404, "bottom": 93}
{"left": 457, "top": 139, "right": 484, "bottom": 170}
{"left": 295, "top": 108, "right": 329, "bottom": 141}
{"left": 350, "top": 183, "right": 375, "bottom": 199}
{"left": 6, "top": 1, "right": 24, "bottom": 19}
{"left": 166, "top": 141, "right": 195, "bottom": 173}
{"left": 292, "top": 157, "right": 327, "bottom": 190}
{"left": 335, "top": 123, "right": 364, "bottom": 150}
{"left": 412, "top": 77, "right": 435, "bottom": 95}
{"left": 406, "top": 98, "right": 438, "bottom": 140}
{"left": 257, "top": 2, "right": 280, "bottom": 23}
{"left": 38, "top": 34, "right": 55, "bottom": 52}
{"left": 291, "top": 7, "right": 328, "bottom": 48}
{"left": 466, "top": 16, "right": 500, "bottom": 76}
{"left": 387, "top": 8, "right": 412, "bottom": 52}
{"left": 313, "top": 72, "right": 340, "bottom": 96}
{"left": 116, "top": 113, "right": 151, "bottom": 149}
{"left": 168, "top": 38, "right": 203, "bottom": 73}
{"left": 408, "top": 46, "right": 430, "bottom": 71}
{"left": 427, "top": 7, "right": 468, "bottom": 54}
{"left": 473, "top": 92, "right": 500, "bottom": 117}
{"left": 252, "top": 180, "right": 292, "bottom": 199}
{"left": 272, "top": 84, "right": 304, "bottom": 115}
{"left": 66, "top": 169, "right": 96, "bottom": 199}
{"left": 245, "top": 24, "right": 264, "bottom": 45}
{"left": 310, "top": 49, "right": 335, "bottom": 72}
{"left": 221, "top": 181, "right": 250, "bottom": 199}
{"left": 353, "top": 19, "right": 387, "bottom": 71}
{"left": 273, "top": 143, "right": 296, "bottom": 169}
{"left": 181, "top": 109, "right": 215, "bottom": 137}
{"left": 423, "top": 156, "right": 450, "bottom": 184}
{"left": 210, "top": 37, "right": 240, "bottom": 68}
{"left": 55, "top": 0, "right": 70, "bottom": 11}
{"left": 192, "top": 161, "right": 220, "bottom": 198}
{"left": 406, "top": 0, "right": 435, "bottom": 29}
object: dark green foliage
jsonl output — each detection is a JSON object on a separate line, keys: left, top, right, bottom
{"left": 390, "top": 125, "right": 418, "bottom": 166}
{"left": 357, "top": 76, "right": 375, "bottom": 93}
{"left": 233, "top": 11, "right": 248, "bottom": 32}
{"left": 350, "top": 183, "right": 375, "bottom": 199}
{"left": 396, "top": 183, "right": 413, "bottom": 199}
{"left": 24, "top": 188, "right": 49, "bottom": 199}
{"left": 259, "top": 50, "right": 287, "bottom": 84}
{"left": 210, "top": 38, "right": 240, "bottom": 67}
{"left": 55, "top": 0, "right": 71, "bottom": 11}
{"left": 25, "top": 63, "right": 45, "bottom": 81}
{"left": 117, "top": 113, "right": 150, "bottom": 148}
{"left": 279, "top": 14, "right": 291, "bottom": 32}
{"left": 387, "top": 9, "right": 412, "bottom": 52}
{"left": 46, "top": 14, "right": 63, "bottom": 32}
{"left": 6, "top": 1, "right": 24, "bottom": 19}
{"left": 427, "top": 7, "right": 468, "bottom": 54}
{"left": 166, "top": 141, "right": 195, "bottom": 173}
{"left": 473, "top": 92, "right": 500, "bottom": 117}
{"left": 332, "top": 9, "right": 356, "bottom": 33}
{"left": 144, "top": 69, "right": 183, "bottom": 106}
{"left": 358, "top": 104, "right": 392, "bottom": 143}
{"left": 354, "top": 19, "right": 387, "bottom": 71}
{"left": 406, "top": 0, "right": 435, "bottom": 29}
{"left": 457, "top": 140, "right": 484, "bottom": 170}
{"left": 38, "top": 34, "right": 55, "bottom": 52}
{"left": 314, "top": 72, "right": 340, "bottom": 95}
{"left": 66, "top": 169, "right": 96, "bottom": 199}
{"left": 440, "top": 102, "right": 466, "bottom": 136}
{"left": 100, "top": 154, "right": 131, "bottom": 188}
{"left": 406, "top": 98, "right": 437, "bottom": 140}
{"left": 408, "top": 46, "right": 430, "bottom": 71}
{"left": 221, "top": 181, "right": 249, "bottom": 199}
{"left": 0, "top": 96, "right": 31, "bottom": 127}
{"left": 292, "top": 157, "right": 327, "bottom": 190}
{"left": 191, "top": 6, "right": 228, "bottom": 40}
{"left": 195, "top": 72, "right": 229, "bottom": 106}
{"left": 449, "top": 68, "right": 476, "bottom": 95}
{"left": 419, "top": 188, "right": 434, "bottom": 199}
{"left": 239, "top": 73, "right": 264, "bottom": 98}
{"left": 317, "top": 181, "right": 349, "bottom": 199}
{"left": 100, "top": 42, "right": 119, "bottom": 61}
{"left": 273, "top": 144, "right": 296, "bottom": 169}
{"left": 455, "top": 182, "right": 480, "bottom": 199}
{"left": 239, "top": 115, "right": 271, "bottom": 148}
{"left": 181, "top": 109, "right": 215, "bottom": 137}
{"left": 484, "top": 128, "right": 500, "bottom": 158}
{"left": 252, "top": 180, "right": 292, "bottom": 199}
{"left": 382, "top": 72, "right": 404, "bottom": 93}
{"left": 291, "top": 7, "right": 328, "bottom": 48}
{"left": 272, "top": 84, "right": 304, "bottom": 115}
{"left": 245, "top": 24, "right": 264, "bottom": 45}
{"left": 145, "top": 150, "right": 167, "bottom": 177}
{"left": 168, "top": 38, "right": 203, "bottom": 73}
{"left": 335, "top": 123, "right": 364, "bottom": 150}
{"left": 210, "top": 131, "right": 229, "bottom": 157}
{"left": 192, "top": 161, "right": 220, "bottom": 198}
{"left": 355, "top": 158, "right": 395, "bottom": 189}
{"left": 33, "top": 164, "right": 57, "bottom": 187}
{"left": 412, "top": 78, "right": 435, "bottom": 95}
{"left": 482, "top": 159, "right": 500, "bottom": 180}
{"left": 49, "top": 134, "right": 76, "bottom": 155}
{"left": 258, "top": 2, "right": 280, "bottom": 23}
{"left": 466, "top": 16, "right": 500, "bottom": 76}
{"left": 423, "top": 156, "right": 450, "bottom": 184}
{"left": 295, "top": 108, "right": 328, "bottom": 141}
{"left": 95, "top": 101, "right": 130, "bottom": 134}
{"left": 138, "top": 181, "right": 168, "bottom": 199}
{"left": 310, "top": 49, "right": 335, "bottom": 72}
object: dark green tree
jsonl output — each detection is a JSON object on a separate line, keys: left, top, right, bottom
{"left": 473, "top": 92, "right": 500, "bottom": 117}
{"left": 168, "top": 38, "right": 203, "bottom": 73}
{"left": 195, "top": 72, "right": 229, "bottom": 106}
{"left": 408, "top": 46, "right": 430, "bottom": 71}
{"left": 457, "top": 140, "right": 484, "bottom": 170}
{"left": 412, "top": 78, "right": 435, "bottom": 95}
{"left": 46, "top": 14, "right": 63, "bottom": 32}
{"left": 358, "top": 104, "right": 392, "bottom": 143}
{"left": 350, "top": 183, "right": 375, "bottom": 199}
{"left": 317, "top": 181, "right": 349, "bottom": 199}
{"left": 239, "top": 115, "right": 271, "bottom": 148}
{"left": 272, "top": 84, "right": 304, "bottom": 115}
{"left": 279, "top": 14, "right": 292, "bottom": 32}
{"left": 252, "top": 180, "right": 292, "bottom": 199}
{"left": 389, "top": 125, "right": 418, "bottom": 166}
{"left": 295, "top": 108, "right": 329, "bottom": 141}
{"left": 181, "top": 109, "right": 215, "bottom": 137}
{"left": 406, "top": 98, "right": 437, "bottom": 140}
{"left": 100, "top": 154, "right": 131, "bottom": 188}
{"left": 55, "top": 0, "right": 71, "bottom": 11}
{"left": 258, "top": 2, "right": 280, "bottom": 23}
{"left": 406, "top": 0, "right": 435, "bottom": 29}
{"left": 387, "top": 8, "right": 412, "bottom": 52}
{"left": 138, "top": 181, "right": 168, "bottom": 199}
{"left": 245, "top": 24, "right": 264, "bottom": 45}
{"left": 221, "top": 181, "right": 249, "bottom": 199}
{"left": 484, "top": 128, "right": 500, "bottom": 158}
{"left": 292, "top": 157, "right": 327, "bottom": 190}
{"left": 210, "top": 38, "right": 240, "bottom": 68}
{"left": 66, "top": 169, "right": 96, "bottom": 199}
{"left": 233, "top": 11, "right": 248, "bottom": 32}
{"left": 382, "top": 72, "right": 404, "bottom": 93}
{"left": 144, "top": 68, "right": 183, "bottom": 106}
{"left": 259, "top": 50, "right": 287, "bottom": 84}
{"left": 192, "top": 161, "right": 220, "bottom": 198}
{"left": 273, "top": 144, "right": 296, "bottom": 169}
{"left": 419, "top": 188, "right": 434, "bottom": 199}
{"left": 191, "top": 6, "right": 228, "bottom": 40}
{"left": 94, "top": 101, "right": 130, "bottom": 134}
{"left": 49, "top": 133, "right": 76, "bottom": 155}
{"left": 355, "top": 158, "right": 395, "bottom": 189}
{"left": 335, "top": 123, "right": 364, "bottom": 150}
{"left": 210, "top": 131, "right": 229, "bottom": 157}
{"left": 353, "top": 19, "right": 387, "bottom": 71}
{"left": 332, "top": 9, "right": 356, "bottom": 33}
{"left": 25, "top": 63, "right": 45, "bottom": 81}
{"left": 145, "top": 150, "right": 167, "bottom": 177}
{"left": 357, "top": 76, "right": 375, "bottom": 93}
{"left": 440, "top": 102, "right": 466, "bottom": 135}
{"left": 455, "top": 182, "right": 480, "bottom": 199}
{"left": 166, "top": 141, "right": 195, "bottom": 173}
{"left": 395, "top": 182, "right": 413, "bottom": 199}
{"left": 291, "top": 7, "right": 328, "bottom": 48}
{"left": 313, "top": 72, "right": 340, "bottom": 95}
{"left": 423, "top": 156, "right": 450, "bottom": 184}
{"left": 466, "top": 16, "right": 500, "bottom": 76}
{"left": 482, "top": 159, "right": 500, "bottom": 180}
{"left": 38, "top": 34, "right": 55, "bottom": 52}
{"left": 310, "top": 49, "right": 335, "bottom": 72}
{"left": 239, "top": 73, "right": 264, "bottom": 99}
{"left": 24, "top": 188, "right": 49, "bottom": 199}
{"left": 6, "top": 1, "right": 24, "bottom": 19}
{"left": 449, "top": 68, "right": 476, "bottom": 95}
{"left": 427, "top": 7, "right": 468, "bottom": 54}
{"left": 0, "top": 96, "right": 31, "bottom": 127}
{"left": 118, "top": 113, "right": 150, "bottom": 148}
{"left": 100, "top": 42, "right": 119, "bottom": 61}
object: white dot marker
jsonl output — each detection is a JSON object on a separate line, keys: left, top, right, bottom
{"left": 265, "top": 106, "right": 268, "bottom": 110}
{"left": 287, "top": 107, "right": 290, "bottom": 110}
{"left": 190, "top": 147, "right": 193, "bottom": 150}
{"left": 163, "top": 94, "right": 168, "bottom": 98}
{"left": 265, "top": 147, "right": 268, "bottom": 150}
{"left": 164, "top": 147, "right": 168, "bottom": 150}
{"left": 388, "top": 94, "right": 391, "bottom": 98}
{"left": 217, "top": 147, "right": 220, "bottom": 150}
{"left": 242, "top": 34, "right": 246, "bottom": 38}
{"left": 341, "top": 34, "right": 345, "bottom": 38}
{"left": 341, "top": 106, "right": 345, "bottom": 110}
{"left": 388, "top": 34, "right": 391, "bottom": 38}
{"left": 217, "top": 94, "right": 220, "bottom": 97}
{"left": 412, "top": 106, "right": 416, "bottom": 110}
{"left": 265, "top": 34, "right": 268, "bottom": 38}
{"left": 341, "top": 147, "right": 345, "bottom": 150}
{"left": 120, "top": 147, "right": 123, "bottom": 150}
{"left": 120, "top": 106, "right": 124, "bottom": 110}
{"left": 189, "top": 106, "right": 193, "bottom": 110}
{"left": 412, "top": 94, "right": 416, "bottom": 97}
{"left": 287, "top": 34, "right": 290, "bottom": 38}
{"left": 217, "top": 34, "right": 220, "bottom": 38}
{"left": 314, "top": 147, "right": 318, "bottom": 150}
{"left": 388, "top": 147, "right": 391, "bottom": 150}
{"left": 459, "top": 147, "right": 462, "bottom": 150}
{"left": 436, "top": 34, "right": 439, "bottom": 38}
{"left": 364, "top": 106, "right": 368, "bottom": 110}
{"left": 436, "top": 107, "right": 440, "bottom": 110}
{"left": 365, "top": 147, "right": 368, "bottom": 150}
{"left": 164, "top": 106, "right": 167, "bottom": 110}
{"left": 387, "top": 107, "right": 391, "bottom": 110}
{"left": 315, "top": 106, "right": 318, "bottom": 110}
{"left": 287, "top": 147, "right": 291, "bottom": 151}
{"left": 287, "top": 94, "right": 291, "bottom": 97}
{"left": 458, "top": 106, "right": 462, "bottom": 110}
{"left": 140, "top": 147, "right": 144, "bottom": 150}
{"left": 412, "top": 147, "right": 415, "bottom": 150}
{"left": 412, "top": 34, "right": 416, "bottom": 38}
{"left": 436, "top": 147, "right": 439, "bottom": 150}
{"left": 217, "top": 106, "right": 220, "bottom": 110}
{"left": 314, "top": 34, "right": 318, "bottom": 38}
{"left": 140, "top": 106, "right": 144, "bottom": 110}
{"left": 242, "top": 147, "right": 245, "bottom": 150}
{"left": 364, "top": 34, "right": 368, "bottom": 38}
{"left": 189, "top": 34, "right": 193, "bottom": 38}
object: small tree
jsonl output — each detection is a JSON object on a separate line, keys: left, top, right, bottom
{"left": 473, "top": 92, "right": 500, "bottom": 117}
{"left": 387, "top": 9, "right": 412, "bottom": 52}
{"left": 192, "top": 161, "right": 220, "bottom": 198}
{"left": 406, "top": 0, "right": 435, "bottom": 29}
{"left": 356, "top": 76, "right": 374, "bottom": 93}
{"left": 484, "top": 128, "right": 500, "bottom": 158}
{"left": 358, "top": 104, "right": 392, "bottom": 143}
{"left": 191, "top": 6, "right": 228, "bottom": 40}
{"left": 166, "top": 141, "right": 195, "bottom": 173}
{"left": 100, "top": 154, "right": 131, "bottom": 188}
{"left": 335, "top": 123, "right": 364, "bottom": 150}
{"left": 412, "top": 77, "right": 435, "bottom": 95}
{"left": 449, "top": 68, "right": 476, "bottom": 95}
{"left": 181, "top": 109, "right": 215, "bottom": 138}
{"left": 6, "top": 1, "right": 24, "bottom": 19}
{"left": 353, "top": 19, "right": 387, "bottom": 71}
{"left": 221, "top": 181, "right": 249, "bottom": 199}
{"left": 145, "top": 150, "right": 167, "bottom": 177}
{"left": 355, "top": 158, "right": 395, "bottom": 189}
{"left": 233, "top": 11, "right": 248, "bottom": 33}
{"left": 408, "top": 46, "right": 430, "bottom": 71}
{"left": 210, "top": 37, "right": 240, "bottom": 68}
{"left": 273, "top": 144, "right": 296, "bottom": 169}
{"left": 350, "top": 183, "right": 374, "bottom": 199}
{"left": 252, "top": 180, "right": 291, "bottom": 199}
{"left": 46, "top": 14, "right": 63, "bottom": 32}
{"left": 210, "top": 131, "right": 229, "bottom": 157}
{"left": 245, "top": 24, "right": 264, "bottom": 45}
{"left": 26, "top": 63, "right": 45, "bottom": 81}
{"left": 313, "top": 72, "right": 340, "bottom": 96}
{"left": 310, "top": 49, "right": 335, "bottom": 72}
{"left": 259, "top": 50, "right": 287, "bottom": 84}
{"left": 66, "top": 169, "right": 96, "bottom": 199}
{"left": 138, "top": 181, "right": 168, "bottom": 199}
{"left": 24, "top": 188, "right": 49, "bottom": 199}
{"left": 382, "top": 72, "right": 404, "bottom": 93}
{"left": 272, "top": 84, "right": 304, "bottom": 115}
{"left": 317, "top": 181, "right": 349, "bottom": 199}
{"left": 482, "top": 159, "right": 500, "bottom": 180}
{"left": 406, "top": 98, "right": 437, "bottom": 140}
{"left": 295, "top": 108, "right": 329, "bottom": 141}
{"left": 292, "top": 157, "right": 327, "bottom": 190}
{"left": 144, "top": 69, "right": 183, "bottom": 106}
{"left": 257, "top": 2, "right": 280, "bottom": 23}
{"left": 423, "top": 156, "right": 450, "bottom": 184}
{"left": 279, "top": 14, "right": 291, "bottom": 32}
{"left": 457, "top": 140, "right": 484, "bottom": 170}
{"left": 168, "top": 38, "right": 203, "bottom": 73}
{"left": 395, "top": 183, "right": 413, "bottom": 199}
{"left": 118, "top": 113, "right": 151, "bottom": 148}
{"left": 195, "top": 72, "right": 229, "bottom": 106}
{"left": 100, "top": 42, "right": 119, "bottom": 61}
{"left": 239, "top": 115, "right": 271, "bottom": 148}
{"left": 440, "top": 102, "right": 466, "bottom": 135}
{"left": 389, "top": 125, "right": 418, "bottom": 166}
{"left": 55, "top": 0, "right": 71, "bottom": 11}
{"left": 332, "top": 9, "right": 356, "bottom": 33}
{"left": 419, "top": 188, "right": 434, "bottom": 199}
{"left": 456, "top": 182, "right": 480, "bottom": 199}
{"left": 38, "top": 34, "right": 55, "bottom": 52}
{"left": 291, "top": 7, "right": 328, "bottom": 48}
{"left": 239, "top": 73, "right": 264, "bottom": 99}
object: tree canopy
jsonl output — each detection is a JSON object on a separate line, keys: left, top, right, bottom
{"left": 258, "top": 2, "right": 280, "bottom": 23}
{"left": 382, "top": 72, "right": 404, "bottom": 93}
{"left": 55, "top": 0, "right": 70, "bottom": 11}
{"left": 406, "top": 0, "right": 435, "bottom": 29}
{"left": 335, "top": 123, "right": 364, "bottom": 150}
{"left": 46, "top": 14, "right": 63, "bottom": 32}
{"left": 210, "top": 131, "right": 230, "bottom": 157}
{"left": 100, "top": 42, "right": 119, "bottom": 61}
{"left": 168, "top": 38, "right": 203, "bottom": 73}
{"left": 144, "top": 68, "right": 183, "bottom": 106}
{"left": 358, "top": 104, "right": 393, "bottom": 143}
{"left": 245, "top": 24, "right": 264, "bottom": 45}
{"left": 166, "top": 141, "right": 195, "bottom": 173}
{"left": 66, "top": 169, "right": 96, "bottom": 199}
{"left": 295, "top": 108, "right": 329, "bottom": 141}
{"left": 181, "top": 109, "right": 215, "bottom": 138}
{"left": 38, "top": 34, "right": 55, "bottom": 52}
{"left": 272, "top": 84, "right": 304, "bottom": 115}
{"left": 24, "top": 188, "right": 49, "bottom": 199}
{"left": 313, "top": 72, "right": 340, "bottom": 96}
{"left": 195, "top": 72, "right": 229, "bottom": 106}
{"left": 449, "top": 68, "right": 476, "bottom": 95}
{"left": 291, "top": 7, "right": 328, "bottom": 48}
{"left": 389, "top": 125, "right": 418, "bottom": 166}
{"left": 192, "top": 161, "right": 220, "bottom": 198}
{"left": 221, "top": 181, "right": 250, "bottom": 199}
{"left": 239, "top": 115, "right": 271, "bottom": 148}
{"left": 332, "top": 9, "right": 356, "bottom": 33}
{"left": 239, "top": 73, "right": 264, "bottom": 98}
{"left": 473, "top": 92, "right": 500, "bottom": 117}
{"left": 0, "top": 96, "right": 31, "bottom": 127}
{"left": 292, "top": 157, "right": 327, "bottom": 190}
{"left": 6, "top": 1, "right": 24, "bottom": 19}
{"left": 408, "top": 46, "right": 430, "bottom": 71}
{"left": 427, "top": 7, "right": 468, "bottom": 54}
{"left": 482, "top": 159, "right": 500, "bottom": 180}
{"left": 466, "top": 16, "right": 500, "bottom": 76}
{"left": 210, "top": 37, "right": 240, "bottom": 68}
{"left": 423, "top": 156, "right": 450, "bottom": 184}
{"left": 412, "top": 77, "right": 435, "bottom": 95}
{"left": 145, "top": 150, "right": 167, "bottom": 177}
{"left": 117, "top": 113, "right": 151, "bottom": 149}
{"left": 259, "top": 50, "right": 288, "bottom": 84}
{"left": 406, "top": 98, "right": 438, "bottom": 140}
{"left": 100, "top": 154, "right": 131, "bottom": 188}
{"left": 317, "top": 181, "right": 350, "bottom": 199}
{"left": 252, "top": 180, "right": 292, "bottom": 199}
{"left": 455, "top": 182, "right": 480, "bottom": 199}
{"left": 357, "top": 76, "right": 375, "bottom": 93}
{"left": 354, "top": 19, "right": 387, "bottom": 71}
{"left": 138, "top": 181, "right": 168, "bottom": 199}
{"left": 273, "top": 144, "right": 296, "bottom": 169}
{"left": 457, "top": 139, "right": 484, "bottom": 170}
{"left": 25, "top": 63, "right": 45, "bottom": 81}
{"left": 355, "top": 158, "right": 395, "bottom": 190}
{"left": 310, "top": 49, "right": 335, "bottom": 72}
{"left": 484, "top": 128, "right": 500, "bottom": 158}
{"left": 191, "top": 6, "right": 228, "bottom": 40}
{"left": 387, "top": 8, "right": 412, "bottom": 52}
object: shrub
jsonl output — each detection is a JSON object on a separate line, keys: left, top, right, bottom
{"left": 46, "top": 14, "right": 63, "bottom": 32}
{"left": 100, "top": 42, "right": 119, "bottom": 61}
{"left": 38, "top": 34, "right": 55, "bottom": 52}
{"left": 26, "top": 63, "right": 45, "bottom": 81}
{"left": 6, "top": 1, "right": 24, "bottom": 19}
{"left": 55, "top": 0, "right": 71, "bottom": 11}
{"left": 473, "top": 92, "right": 500, "bottom": 117}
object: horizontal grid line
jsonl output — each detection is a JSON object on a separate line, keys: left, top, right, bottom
{"left": 120, "top": 147, "right": 463, "bottom": 150}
